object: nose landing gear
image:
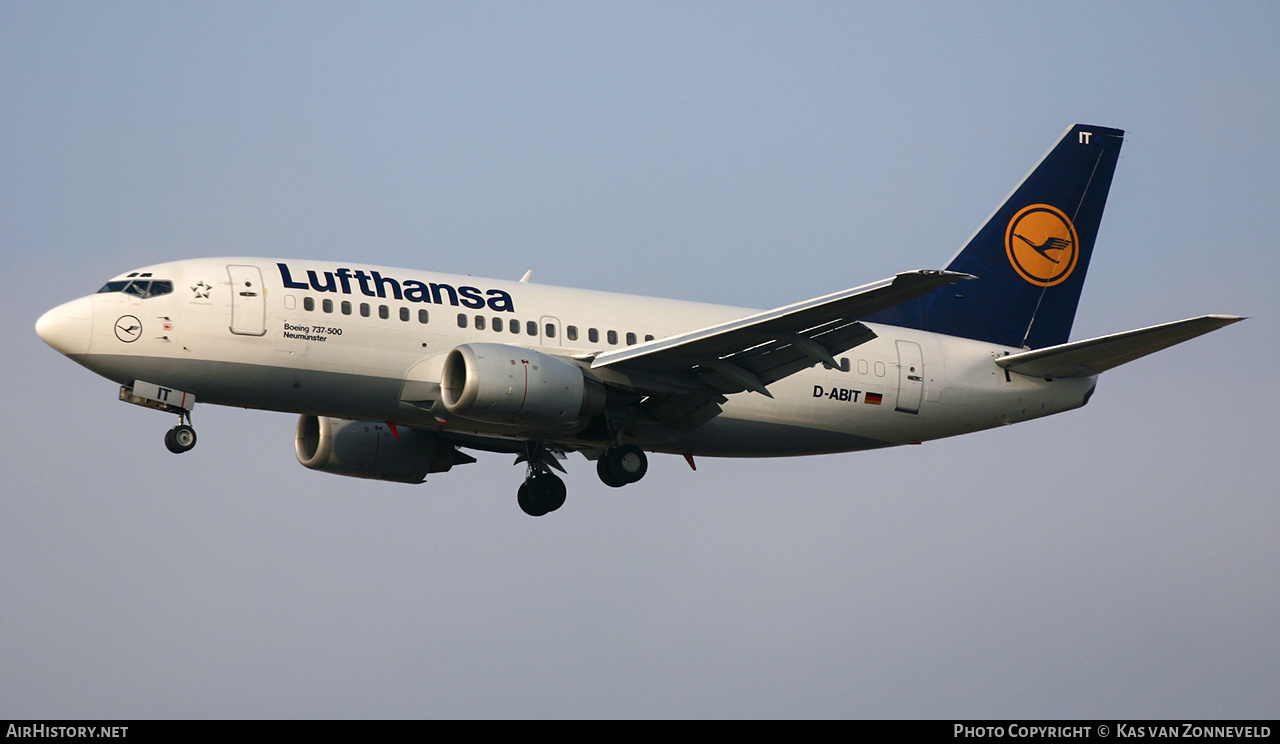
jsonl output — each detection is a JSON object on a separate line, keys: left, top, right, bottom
{"left": 163, "top": 412, "right": 197, "bottom": 454}
{"left": 164, "top": 424, "right": 197, "bottom": 454}
{"left": 117, "top": 382, "right": 199, "bottom": 454}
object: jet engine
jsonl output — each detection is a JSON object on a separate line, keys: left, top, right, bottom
{"left": 295, "top": 415, "right": 470, "bottom": 483}
{"left": 440, "top": 343, "right": 605, "bottom": 427}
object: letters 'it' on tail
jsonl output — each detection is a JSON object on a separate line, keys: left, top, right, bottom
{"left": 867, "top": 124, "right": 1125, "bottom": 350}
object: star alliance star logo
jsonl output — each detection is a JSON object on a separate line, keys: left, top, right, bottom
{"left": 191, "top": 281, "right": 212, "bottom": 299}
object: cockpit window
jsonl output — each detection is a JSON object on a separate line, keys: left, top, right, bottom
{"left": 97, "top": 279, "right": 174, "bottom": 298}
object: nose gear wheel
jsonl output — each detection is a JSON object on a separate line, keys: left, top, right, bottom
{"left": 164, "top": 423, "right": 197, "bottom": 454}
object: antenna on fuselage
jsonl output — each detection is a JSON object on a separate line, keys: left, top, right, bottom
{"left": 519, "top": 270, "right": 533, "bottom": 283}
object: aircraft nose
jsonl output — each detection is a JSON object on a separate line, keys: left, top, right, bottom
{"left": 36, "top": 296, "right": 94, "bottom": 361}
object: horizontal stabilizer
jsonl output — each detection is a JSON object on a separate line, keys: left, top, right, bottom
{"left": 995, "top": 315, "right": 1245, "bottom": 380}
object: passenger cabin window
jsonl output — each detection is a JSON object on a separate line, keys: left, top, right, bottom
{"left": 303, "top": 297, "right": 315, "bottom": 311}
{"left": 418, "top": 309, "right": 429, "bottom": 324}
{"left": 360, "top": 303, "right": 370, "bottom": 317}
{"left": 526, "top": 321, "right": 537, "bottom": 336}
{"left": 379, "top": 305, "right": 389, "bottom": 320}
{"left": 626, "top": 332, "right": 636, "bottom": 346}
{"left": 475, "top": 316, "right": 486, "bottom": 330}
{"left": 457, "top": 314, "right": 468, "bottom": 328}
{"left": 322, "top": 299, "right": 333, "bottom": 313}
{"left": 493, "top": 317, "right": 502, "bottom": 332}
{"left": 400, "top": 307, "right": 410, "bottom": 322}
{"left": 567, "top": 326, "right": 578, "bottom": 341}
{"left": 509, "top": 319, "right": 519, "bottom": 334}
{"left": 342, "top": 301, "right": 352, "bottom": 315}
{"left": 607, "top": 330, "right": 618, "bottom": 345}
{"left": 588, "top": 328, "right": 599, "bottom": 343}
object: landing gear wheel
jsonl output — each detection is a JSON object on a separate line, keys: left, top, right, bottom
{"left": 597, "top": 456, "right": 628, "bottom": 488}
{"left": 599, "top": 444, "right": 647, "bottom": 486}
{"left": 539, "top": 473, "right": 567, "bottom": 513}
{"left": 165, "top": 424, "right": 197, "bottom": 454}
{"left": 613, "top": 445, "right": 647, "bottom": 483}
{"left": 517, "top": 482, "right": 548, "bottom": 517}
{"left": 518, "top": 472, "right": 567, "bottom": 517}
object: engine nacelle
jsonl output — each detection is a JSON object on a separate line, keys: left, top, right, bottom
{"left": 295, "top": 415, "right": 467, "bottom": 483}
{"left": 440, "top": 343, "right": 605, "bottom": 427}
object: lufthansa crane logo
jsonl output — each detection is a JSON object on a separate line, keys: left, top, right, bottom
{"left": 114, "top": 315, "right": 143, "bottom": 343}
{"left": 1005, "top": 204, "right": 1079, "bottom": 287}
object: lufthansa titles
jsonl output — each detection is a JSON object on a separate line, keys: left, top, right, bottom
{"left": 278, "top": 263, "right": 515, "bottom": 312}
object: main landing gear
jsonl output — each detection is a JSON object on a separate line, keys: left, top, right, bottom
{"left": 514, "top": 442, "right": 650, "bottom": 517}
{"left": 518, "top": 471, "right": 567, "bottom": 517}
{"left": 516, "top": 443, "right": 568, "bottom": 517}
{"left": 164, "top": 414, "right": 197, "bottom": 454}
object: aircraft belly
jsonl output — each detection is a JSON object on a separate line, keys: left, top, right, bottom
{"left": 82, "top": 353, "right": 403, "bottom": 422}
{"left": 671, "top": 415, "right": 892, "bottom": 457}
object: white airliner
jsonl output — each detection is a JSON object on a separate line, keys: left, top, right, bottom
{"left": 36, "top": 124, "right": 1242, "bottom": 516}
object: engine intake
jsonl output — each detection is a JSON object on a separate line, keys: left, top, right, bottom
{"left": 295, "top": 415, "right": 468, "bottom": 483}
{"left": 440, "top": 343, "right": 605, "bottom": 427}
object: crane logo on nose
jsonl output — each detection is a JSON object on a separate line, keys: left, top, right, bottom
{"left": 114, "top": 315, "right": 142, "bottom": 343}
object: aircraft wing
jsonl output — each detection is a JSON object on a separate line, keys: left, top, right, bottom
{"left": 588, "top": 270, "right": 973, "bottom": 397}
{"left": 995, "top": 315, "right": 1245, "bottom": 380}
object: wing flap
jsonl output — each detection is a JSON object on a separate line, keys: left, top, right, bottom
{"left": 591, "top": 270, "right": 972, "bottom": 394}
{"left": 995, "top": 315, "right": 1245, "bottom": 380}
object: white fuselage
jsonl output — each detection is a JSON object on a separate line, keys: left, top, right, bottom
{"left": 39, "top": 257, "right": 1097, "bottom": 457}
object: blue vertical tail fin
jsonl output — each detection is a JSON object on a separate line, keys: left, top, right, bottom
{"left": 866, "top": 124, "right": 1125, "bottom": 349}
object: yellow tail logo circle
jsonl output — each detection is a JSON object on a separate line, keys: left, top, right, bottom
{"left": 1005, "top": 204, "right": 1079, "bottom": 287}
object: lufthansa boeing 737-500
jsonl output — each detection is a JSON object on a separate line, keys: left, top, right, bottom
{"left": 36, "top": 125, "right": 1243, "bottom": 516}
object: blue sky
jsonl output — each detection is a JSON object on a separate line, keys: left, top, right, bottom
{"left": 2, "top": 2, "right": 1277, "bottom": 718}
